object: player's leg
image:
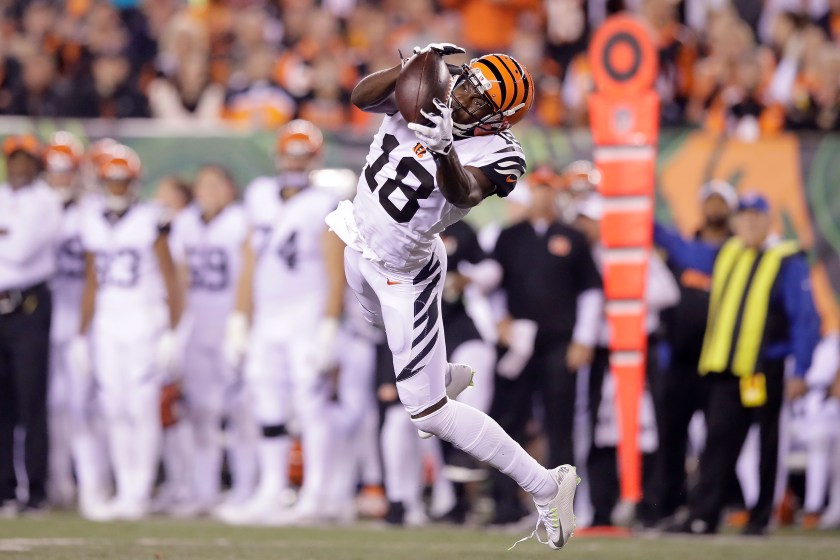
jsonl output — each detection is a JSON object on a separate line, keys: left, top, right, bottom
{"left": 380, "top": 400, "right": 425, "bottom": 526}
{"left": 821, "top": 407, "right": 840, "bottom": 528}
{"left": 364, "top": 243, "right": 576, "bottom": 548}
{"left": 66, "top": 342, "right": 110, "bottom": 519}
{"left": 804, "top": 399, "right": 833, "bottom": 516}
{"left": 221, "top": 332, "right": 292, "bottom": 523}
{"left": 181, "top": 338, "right": 225, "bottom": 513}
{"left": 224, "top": 381, "right": 258, "bottom": 505}
{"left": 120, "top": 332, "right": 164, "bottom": 519}
{"left": 288, "top": 336, "right": 332, "bottom": 517}
{"left": 47, "top": 341, "right": 76, "bottom": 507}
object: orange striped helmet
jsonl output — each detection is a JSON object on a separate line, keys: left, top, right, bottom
{"left": 44, "top": 131, "right": 84, "bottom": 172}
{"left": 276, "top": 119, "right": 323, "bottom": 157}
{"left": 97, "top": 145, "right": 141, "bottom": 182}
{"left": 87, "top": 138, "right": 119, "bottom": 168}
{"left": 2, "top": 134, "right": 42, "bottom": 159}
{"left": 454, "top": 54, "right": 534, "bottom": 134}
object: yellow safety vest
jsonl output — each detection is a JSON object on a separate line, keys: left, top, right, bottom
{"left": 698, "top": 237, "right": 800, "bottom": 377}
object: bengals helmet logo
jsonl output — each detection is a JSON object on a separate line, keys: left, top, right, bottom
{"left": 413, "top": 143, "right": 427, "bottom": 158}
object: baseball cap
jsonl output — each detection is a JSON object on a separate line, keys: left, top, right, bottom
{"left": 737, "top": 192, "right": 770, "bottom": 214}
{"left": 698, "top": 179, "right": 738, "bottom": 211}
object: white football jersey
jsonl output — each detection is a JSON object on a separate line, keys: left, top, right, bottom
{"left": 50, "top": 200, "right": 87, "bottom": 343}
{"left": 252, "top": 187, "right": 338, "bottom": 334}
{"left": 243, "top": 175, "right": 283, "bottom": 253}
{"left": 170, "top": 203, "right": 247, "bottom": 328}
{"left": 80, "top": 201, "right": 167, "bottom": 334}
{"left": 350, "top": 113, "right": 526, "bottom": 272}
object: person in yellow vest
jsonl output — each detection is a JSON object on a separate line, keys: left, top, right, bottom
{"left": 655, "top": 192, "right": 820, "bottom": 535}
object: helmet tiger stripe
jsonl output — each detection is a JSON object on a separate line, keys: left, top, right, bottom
{"left": 468, "top": 53, "right": 534, "bottom": 130}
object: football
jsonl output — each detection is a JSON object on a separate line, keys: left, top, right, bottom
{"left": 395, "top": 51, "right": 451, "bottom": 125}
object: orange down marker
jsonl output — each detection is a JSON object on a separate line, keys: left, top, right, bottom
{"left": 588, "top": 14, "right": 660, "bottom": 505}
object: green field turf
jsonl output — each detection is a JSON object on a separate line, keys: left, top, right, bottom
{"left": 1, "top": 514, "right": 839, "bottom": 560}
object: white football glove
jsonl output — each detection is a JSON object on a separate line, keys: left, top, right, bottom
{"left": 156, "top": 329, "right": 180, "bottom": 379}
{"left": 223, "top": 312, "right": 249, "bottom": 372}
{"left": 311, "top": 317, "right": 341, "bottom": 376}
{"left": 407, "top": 98, "right": 453, "bottom": 155}
{"left": 67, "top": 334, "right": 93, "bottom": 379}
{"left": 413, "top": 43, "right": 466, "bottom": 57}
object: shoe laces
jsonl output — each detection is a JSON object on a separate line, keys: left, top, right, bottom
{"left": 507, "top": 506, "right": 558, "bottom": 551}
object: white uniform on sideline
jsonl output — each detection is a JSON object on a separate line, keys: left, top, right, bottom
{"left": 49, "top": 197, "right": 109, "bottom": 513}
{"left": 81, "top": 199, "right": 169, "bottom": 517}
{"left": 228, "top": 176, "right": 339, "bottom": 522}
{"left": 169, "top": 202, "right": 254, "bottom": 512}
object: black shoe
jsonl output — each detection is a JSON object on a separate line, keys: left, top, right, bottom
{"left": 384, "top": 501, "right": 405, "bottom": 526}
{"left": 21, "top": 498, "right": 49, "bottom": 518}
{"left": 741, "top": 524, "right": 768, "bottom": 536}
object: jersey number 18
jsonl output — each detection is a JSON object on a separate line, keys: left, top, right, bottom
{"left": 364, "top": 134, "right": 435, "bottom": 223}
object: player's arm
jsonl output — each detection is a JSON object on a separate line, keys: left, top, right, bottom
{"left": 154, "top": 233, "right": 183, "bottom": 328}
{"left": 322, "top": 229, "right": 346, "bottom": 320}
{"left": 234, "top": 236, "right": 255, "bottom": 318}
{"left": 434, "top": 153, "right": 497, "bottom": 208}
{"left": 79, "top": 251, "right": 97, "bottom": 335}
{"left": 350, "top": 63, "right": 401, "bottom": 114}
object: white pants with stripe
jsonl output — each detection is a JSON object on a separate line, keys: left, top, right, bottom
{"left": 343, "top": 241, "right": 448, "bottom": 416}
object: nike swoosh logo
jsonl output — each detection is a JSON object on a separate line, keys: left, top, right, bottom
{"left": 386, "top": 279, "right": 401, "bottom": 286}
{"left": 506, "top": 176, "right": 517, "bottom": 183}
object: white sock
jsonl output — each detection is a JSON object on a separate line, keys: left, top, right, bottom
{"left": 129, "top": 402, "right": 162, "bottom": 505}
{"left": 255, "top": 436, "right": 291, "bottom": 497}
{"left": 382, "top": 406, "right": 423, "bottom": 505}
{"left": 423, "top": 437, "right": 456, "bottom": 517}
{"left": 227, "top": 403, "right": 258, "bottom": 499}
{"left": 71, "top": 425, "right": 110, "bottom": 500}
{"left": 49, "top": 405, "right": 75, "bottom": 496}
{"left": 412, "top": 400, "right": 556, "bottom": 504}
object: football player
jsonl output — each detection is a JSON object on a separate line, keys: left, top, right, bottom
{"left": 71, "top": 145, "right": 183, "bottom": 520}
{"left": 168, "top": 164, "right": 254, "bottom": 515}
{"left": 327, "top": 44, "right": 578, "bottom": 549}
{"left": 44, "top": 132, "right": 111, "bottom": 516}
{"left": 221, "top": 120, "right": 346, "bottom": 524}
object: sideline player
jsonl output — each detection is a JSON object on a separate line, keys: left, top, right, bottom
{"left": 168, "top": 165, "right": 253, "bottom": 515}
{"left": 221, "top": 120, "right": 346, "bottom": 524}
{"left": 44, "top": 133, "right": 110, "bottom": 516}
{"left": 72, "top": 145, "right": 183, "bottom": 520}
{"left": 326, "top": 44, "right": 578, "bottom": 549}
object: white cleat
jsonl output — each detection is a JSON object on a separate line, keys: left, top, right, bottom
{"left": 418, "top": 363, "right": 475, "bottom": 439}
{"left": 510, "top": 465, "right": 580, "bottom": 551}
{"left": 216, "top": 491, "right": 288, "bottom": 526}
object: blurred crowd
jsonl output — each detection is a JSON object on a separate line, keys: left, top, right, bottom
{"left": 1, "top": 122, "right": 840, "bottom": 536}
{"left": 2, "top": 0, "right": 840, "bottom": 133}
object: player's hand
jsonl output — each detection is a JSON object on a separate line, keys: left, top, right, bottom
{"left": 566, "top": 342, "right": 594, "bottom": 372}
{"left": 156, "top": 329, "right": 180, "bottom": 378}
{"left": 785, "top": 377, "right": 808, "bottom": 401}
{"left": 312, "top": 317, "right": 340, "bottom": 376}
{"left": 223, "top": 312, "right": 249, "bottom": 372}
{"left": 413, "top": 43, "right": 466, "bottom": 57}
{"left": 67, "top": 334, "right": 92, "bottom": 378}
{"left": 408, "top": 98, "right": 453, "bottom": 155}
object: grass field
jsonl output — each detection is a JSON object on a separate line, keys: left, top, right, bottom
{"left": 2, "top": 514, "right": 840, "bottom": 560}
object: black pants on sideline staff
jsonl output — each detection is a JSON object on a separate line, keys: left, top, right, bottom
{"left": 586, "top": 347, "right": 618, "bottom": 526}
{"left": 489, "top": 340, "right": 576, "bottom": 523}
{"left": 653, "top": 357, "right": 708, "bottom": 520}
{"left": 0, "top": 283, "right": 52, "bottom": 506}
{"left": 688, "top": 362, "right": 785, "bottom": 531}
